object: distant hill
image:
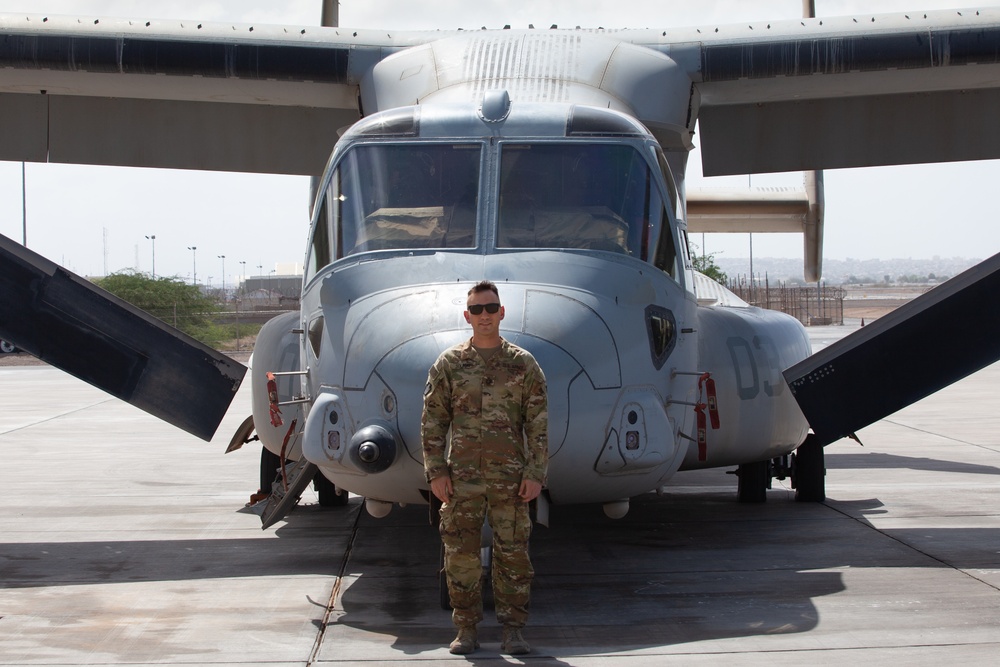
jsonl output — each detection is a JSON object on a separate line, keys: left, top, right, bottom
{"left": 714, "top": 256, "right": 982, "bottom": 285}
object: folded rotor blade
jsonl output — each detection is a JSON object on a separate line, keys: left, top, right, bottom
{"left": 0, "top": 233, "right": 246, "bottom": 441}
{"left": 784, "top": 252, "right": 1000, "bottom": 446}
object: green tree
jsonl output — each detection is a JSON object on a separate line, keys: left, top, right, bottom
{"left": 692, "top": 251, "right": 728, "bottom": 285}
{"left": 92, "top": 270, "right": 215, "bottom": 339}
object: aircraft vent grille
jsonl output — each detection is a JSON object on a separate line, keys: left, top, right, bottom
{"left": 461, "top": 34, "right": 584, "bottom": 102}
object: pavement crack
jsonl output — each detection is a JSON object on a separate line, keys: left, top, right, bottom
{"left": 825, "top": 501, "right": 1000, "bottom": 594}
{"left": 306, "top": 503, "right": 364, "bottom": 666}
{"left": 882, "top": 418, "right": 1000, "bottom": 453}
{"left": 0, "top": 398, "right": 117, "bottom": 437}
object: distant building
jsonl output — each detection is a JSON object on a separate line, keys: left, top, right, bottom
{"left": 238, "top": 274, "right": 302, "bottom": 311}
{"left": 275, "top": 262, "right": 304, "bottom": 275}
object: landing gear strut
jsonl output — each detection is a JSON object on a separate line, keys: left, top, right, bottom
{"left": 736, "top": 435, "right": 826, "bottom": 503}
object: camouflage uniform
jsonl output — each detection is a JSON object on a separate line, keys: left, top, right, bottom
{"left": 422, "top": 338, "right": 548, "bottom": 629}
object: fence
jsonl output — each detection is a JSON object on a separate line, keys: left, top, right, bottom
{"left": 727, "top": 275, "right": 845, "bottom": 326}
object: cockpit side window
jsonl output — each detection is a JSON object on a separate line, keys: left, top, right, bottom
{"left": 331, "top": 143, "right": 481, "bottom": 256}
{"left": 305, "top": 191, "right": 332, "bottom": 284}
{"left": 648, "top": 149, "right": 679, "bottom": 280}
{"left": 652, "top": 197, "right": 678, "bottom": 279}
{"left": 655, "top": 148, "right": 680, "bottom": 218}
{"left": 497, "top": 143, "right": 658, "bottom": 260}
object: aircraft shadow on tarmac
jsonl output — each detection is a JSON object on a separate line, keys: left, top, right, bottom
{"left": 328, "top": 485, "right": 997, "bottom": 655}
{"left": 0, "top": 503, "right": 364, "bottom": 590}
{"left": 3, "top": 481, "right": 996, "bottom": 655}
{"left": 332, "top": 494, "right": 840, "bottom": 655}
{"left": 826, "top": 451, "right": 1000, "bottom": 476}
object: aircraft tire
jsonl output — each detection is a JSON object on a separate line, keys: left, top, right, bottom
{"left": 794, "top": 435, "right": 826, "bottom": 502}
{"left": 314, "top": 472, "right": 349, "bottom": 507}
{"left": 0, "top": 340, "right": 15, "bottom": 354}
{"left": 737, "top": 460, "right": 769, "bottom": 503}
{"left": 260, "top": 446, "right": 282, "bottom": 494}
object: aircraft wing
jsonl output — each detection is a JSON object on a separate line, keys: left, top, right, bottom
{"left": 643, "top": 8, "right": 1000, "bottom": 175}
{"left": 3, "top": 8, "right": 1000, "bottom": 176}
{"left": 0, "top": 14, "right": 446, "bottom": 175}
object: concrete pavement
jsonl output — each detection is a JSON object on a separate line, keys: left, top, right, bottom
{"left": 1, "top": 323, "right": 999, "bottom": 665}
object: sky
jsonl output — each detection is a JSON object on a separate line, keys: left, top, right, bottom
{"left": 0, "top": 0, "right": 997, "bottom": 283}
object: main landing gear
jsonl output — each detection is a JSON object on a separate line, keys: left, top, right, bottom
{"left": 260, "top": 445, "right": 350, "bottom": 508}
{"left": 735, "top": 434, "right": 826, "bottom": 503}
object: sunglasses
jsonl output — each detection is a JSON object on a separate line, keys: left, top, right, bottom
{"left": 467, "top": 303, "right": 501, "bottom": 315}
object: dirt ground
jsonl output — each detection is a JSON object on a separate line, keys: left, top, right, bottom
{"left": 843, "top": 304, "right": 899, "bottom": 321}
{"left": 0, "top": 347, "right": 252, "bottom": 367}
{"left": 841, "top": 284, "right": 930, "bottom": 323}
{"left": 0, "top": 352, "right": 44, "bottom": 366}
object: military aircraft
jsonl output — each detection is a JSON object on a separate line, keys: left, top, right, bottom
{"left": 1, "top": 1, "right": 1000, "bottom": 533}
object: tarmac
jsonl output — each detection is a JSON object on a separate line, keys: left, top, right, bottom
{"left": 2, "top": 320, "right": 1000, "bottom": 665}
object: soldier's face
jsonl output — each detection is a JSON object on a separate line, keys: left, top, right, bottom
{"left": 464, "top": 290, "right": 504, "bottom": 334}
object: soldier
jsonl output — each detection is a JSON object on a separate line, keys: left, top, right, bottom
{"left": 422, "top": 280, "right": 548, "bottom": 656}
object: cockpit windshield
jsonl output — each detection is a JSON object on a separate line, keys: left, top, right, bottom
{"left": 308, "top": 139, "right": 677, "bottom": 283}
{"left": 335, "top": 143, "right": 481, "bottom": 256}
{"left": 497, "top": 143, "right": 671, "bottom": 266}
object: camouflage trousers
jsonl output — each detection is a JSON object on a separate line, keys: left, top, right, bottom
{"left": 439, "top": 477, "right": 533, "bottom": 629}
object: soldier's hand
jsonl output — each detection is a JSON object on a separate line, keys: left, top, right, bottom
{"left": 430, "top": 475, "right": 453, "bottom": 503}
{"left": 518, "top": 479, "right": 542, "bottom": 502}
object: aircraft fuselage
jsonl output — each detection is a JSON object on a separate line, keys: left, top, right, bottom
{"left": 252, "top": 98, "right": 810, "bottom": 512}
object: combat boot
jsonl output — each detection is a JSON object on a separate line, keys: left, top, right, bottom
{"left": 449, "top": 626, "right": 479, "bottom": 655}
{"left": 501, "top": 626, "right": 530, "bottom": 655}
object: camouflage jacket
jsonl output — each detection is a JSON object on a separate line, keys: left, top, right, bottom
{"left": 422, "top": 338, "right": 548, "bottom": 485}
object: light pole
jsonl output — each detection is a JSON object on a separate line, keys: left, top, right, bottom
{"left": 218, "top": 255, "right": 226, "bottom": 301}
{"left": 269, "top": 269, "right": 276, "bottom": 306}
{"left": 187, "top": 246, "right": 197, "bottom": 284}
{"left": 145, "top": 235, "right": 156, "bottom": 278}
{"left": 237, "top": 260, "right": 246, "bottom": 307}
